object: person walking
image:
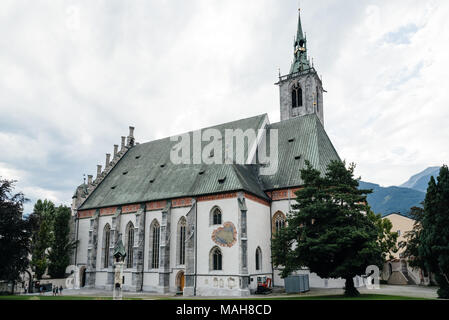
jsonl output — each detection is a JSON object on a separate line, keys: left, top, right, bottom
{"left": 52, "top": 286, "right": 55, "bottom": 296}
{"left": 59, "top": 285, "right": 63, "bottom": 296}
{"left": 55, "top": 286, "right": 59, "bottom": 295}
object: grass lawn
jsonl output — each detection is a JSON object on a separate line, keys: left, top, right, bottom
{"left": 0, "top": 293, "right": 431, "bottom": 300}
{"left": 264, "top": 294, "right": 431, "bottom": 300}
{"left": 0, "top": 295, "right": 144, "bottom": 300}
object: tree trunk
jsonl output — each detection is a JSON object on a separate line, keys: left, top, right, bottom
{"left": 344, "top": 276, "right": 359, "bottom": 297}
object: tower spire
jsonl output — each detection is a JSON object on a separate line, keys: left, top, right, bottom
{"left": 296, "top": 8, "right": 305, "bottom": 42}
{"left": 277, "top": 7, "right": 324, "bottom": 126}
{"left": 290, "top": 8, "right": 311, "bottom": 74}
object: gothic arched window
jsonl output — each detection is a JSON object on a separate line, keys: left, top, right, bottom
{"left": 292, "top": 84, "right": 303, "bottom": 109}
{"left": 255, "top": 247, "right": 262, "bottom": 271}
{"left": 316, "top": 87, "right": 319, "bottom": 113}
{"left": 125, "top": 222, "right": 134, "bottom": 268}
{"left": 149, "top": 219, "right": 160, "bottom": 269}
{"left": 103, "top": 224, "right": 111, "bottom": 268}
{"left": 210, "top": 247, "right": 222, "bottom": 271}
{"left": 178, "top": 217, "right": 186, "bottom": 265}
{"left": 210, "top": 206, "right": 222, "bottom": 225}
{"left": 272, "top": 211, "right": 286, "bottom": 236}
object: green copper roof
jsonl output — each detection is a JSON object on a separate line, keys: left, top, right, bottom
{"left": 79, "top": 113, "right": 340, "bottom": 210}
{"left": 290, "top": 9, "right": 311, "bottom": 74}
{"left": 79, "top": 115, "right": 269, "bottom": 210}
{"left": 260, "top": 114, "right": 341, "bottom": 190}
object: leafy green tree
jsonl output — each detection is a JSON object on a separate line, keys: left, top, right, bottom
{"left": 0, "top": 179, "right": 32, "bottom": 294}
{"left": 48, "top": 205, "right": 77, "bottom": 278}
{"left": 367, "top": 210, "right": 398, "bottom": 262}
{"left": 272, "top": 160, "right": 397, "bottom": 296}
{"left": 30, "top": 199, "right": 55, "bottom": 279}
{"left": 399, "top": 206, "right": 426, "bottom": 271}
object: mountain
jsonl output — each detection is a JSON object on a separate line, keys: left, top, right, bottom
{"left": 359, "top": 181, "right": 425, "bottom": 218}
{"left": 400, "top": 166, "right": 440, "bottom": 193}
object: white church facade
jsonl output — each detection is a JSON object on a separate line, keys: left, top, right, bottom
{"left": 70, "top": 10, "right": 360, "bottom": 296}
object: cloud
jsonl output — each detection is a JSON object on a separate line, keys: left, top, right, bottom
{"left": 382, "top": 23, "right": 420, "bottom": 45}
{"left": 0, "top": 0, "right": 448, "bottom": 214}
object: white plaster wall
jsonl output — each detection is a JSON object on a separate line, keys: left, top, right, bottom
{"left": 142, "top": 272, "right": 159, "bottom": 292}
{"left": 196, "top": 198, "right": 240, "bottom": 276}
{"left": 270, "top": 200, "right": 291, "bottom": 218}
{"left": 195, "top": 275, "right": 243, "bottom": 296}
{"left": 246, "top": 198, "right": 272, "bottom": 291}
{"left": 122, "top": 270, "right": 132, "bottom": 290}
{"left": 76, "top": 218, "right": 90, "bottom": 265}
{"left": 95, "top": 271, "right": 108, "bottom": 288}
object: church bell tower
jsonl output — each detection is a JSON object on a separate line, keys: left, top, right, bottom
{"left": 277, "top": 8, "right": 324, "bottom": 126}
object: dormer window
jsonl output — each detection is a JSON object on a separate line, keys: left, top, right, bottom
{"left": 291, "top": 83, "right": 303, "bottom": 109}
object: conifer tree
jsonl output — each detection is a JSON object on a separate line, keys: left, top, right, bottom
{"left": 420, "top": 166, "right": 449, "bottom": 298}
{"left": 272, "top": 160, "right": 397, "bottom": 296}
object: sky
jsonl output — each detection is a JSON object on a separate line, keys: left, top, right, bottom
{"left": 1, "top": 0, "right": 448, "bottom": 214}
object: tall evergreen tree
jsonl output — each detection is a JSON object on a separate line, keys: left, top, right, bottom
{"left": 30, "top": 199, "right": 55, "bottom": 279}
{"left": 48, "top": 205, "right": 77, "bottom": 278}
{"left": 420, "top": 166, "right": 449, "bottom": 298}
{"left": 0, "top": 179, "right": 32, "bottom": 294}
{"left": 272, "top": 161, "right": 397, "bottom": 296}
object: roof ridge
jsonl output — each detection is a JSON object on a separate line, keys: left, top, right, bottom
{"left": 137, "top": 113, "right": 268, "bottom": 147}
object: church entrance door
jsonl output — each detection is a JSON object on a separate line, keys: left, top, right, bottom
{"left": 80, "top": 267, "right": 86, "bottom": 287}
{"left": 176, "top": 271, "right": 185, "bottom": 293}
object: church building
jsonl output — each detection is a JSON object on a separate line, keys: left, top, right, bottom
{"left": 71, "top": 9, "right": 350, "bottom": 296}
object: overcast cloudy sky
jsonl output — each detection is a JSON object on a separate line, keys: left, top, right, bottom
{"left": 1, "top": 0, "right": 448, "bottom": 214}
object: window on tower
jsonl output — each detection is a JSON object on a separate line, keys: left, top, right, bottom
{"left": 316, "top": 87, "right": 319, "bottom": 113}
{"left": 291, "top": 84, "right": 303, "bottom": 109}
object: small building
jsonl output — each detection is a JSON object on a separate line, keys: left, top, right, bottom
{"left": 382, "top": 213, "right": 431, "bottom": 286}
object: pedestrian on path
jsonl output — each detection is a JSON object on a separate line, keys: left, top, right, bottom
{"left": 59, "top": 286, "right": 63, "bottom": 295}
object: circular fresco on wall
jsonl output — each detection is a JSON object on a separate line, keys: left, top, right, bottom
{"left": 211, "top": 221, "right": 237, "bottom": 248}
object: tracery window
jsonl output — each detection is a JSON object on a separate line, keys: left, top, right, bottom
{"left": 272, "top": 211, "right": 287, "bottom": 236}
{"left": 103, "top": 224, "right": 111, "bottom": 268}
{"left": 150, "top": 220, "right": 160, "bottom": 269}
{"left": 292, "top": 84, "right": 303, "bottom": 108}
{"left": 211, "top": 207, "right": 222, "bottom": 225}
{"left": 210, "top": 247, "right": 222, "bottom": 271}
{"left": 125, "top": 222, "right": 134, "bottom": 268}
{"left": 178, "top": 217, "right": 186, "bottom": 265}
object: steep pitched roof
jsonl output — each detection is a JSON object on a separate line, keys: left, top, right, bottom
{"left": 79, "top": 114, "right": 268, "bottom": 210}
{"left": 79, "top": 113, "right": 341, "bottom": 210}
{"left": 260, "top": 114, "right": 340, "bottom": 190}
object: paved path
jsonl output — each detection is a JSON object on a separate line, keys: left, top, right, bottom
{"left": 25, "top": 285, "right": 438, "bottom": 299}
